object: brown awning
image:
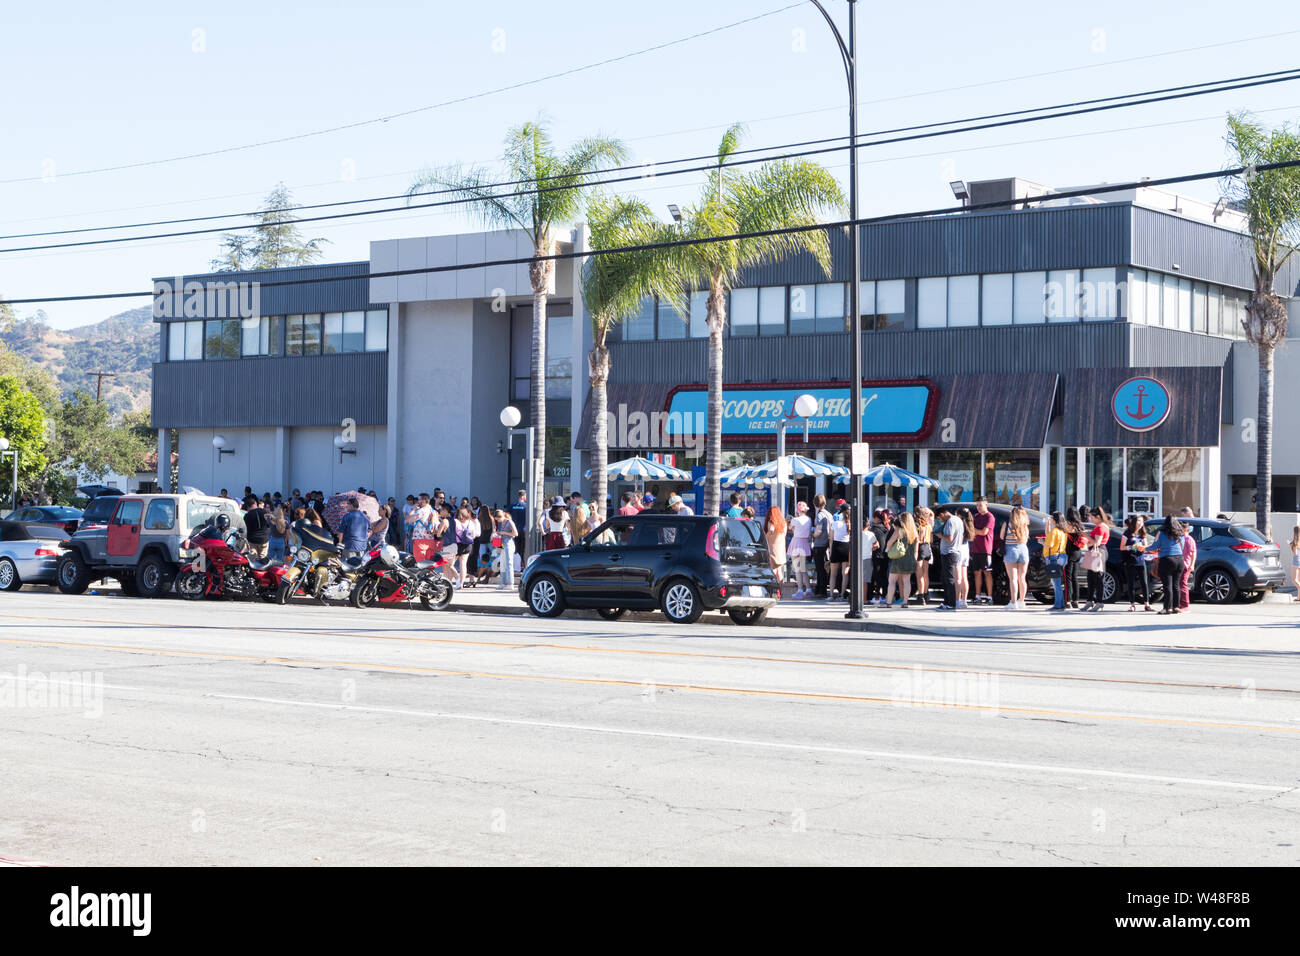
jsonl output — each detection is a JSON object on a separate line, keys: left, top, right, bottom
{"left": 1062, "top": 366, "right": 1221, "bottom": 448}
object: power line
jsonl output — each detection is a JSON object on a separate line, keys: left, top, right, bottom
{"left": 5, "top": 65, "right": 1296, "bottom": 243}
{"left": 4, "top": 159, "right": 1295, "bottom": 307}
{"left": 0, "top": 3, "right": 804, "bottom": 187}
{"left": 4, "top": 68, "right": 1298, "bottom": 258}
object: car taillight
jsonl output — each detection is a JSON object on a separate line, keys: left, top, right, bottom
{"left": 719, "top": 586, "right": 727, "bottom": 598}
{"left": 1034, "top": 535, "right": 1045, "bottom": 544}
{"left": 1231, "top": 542, "right": 1263, "bottom": 553}
{"left": 706, "top": 525, "right": 720, "bottom": 560}
{"left": 34, "top": 548, "right": 58, "bottom": 557}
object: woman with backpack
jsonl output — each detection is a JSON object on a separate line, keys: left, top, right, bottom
{"left": 882, "top": 512, "right": 918, "bottom": 609}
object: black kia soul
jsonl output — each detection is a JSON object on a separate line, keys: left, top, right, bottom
{"left": 520, "top": 514, "right": 781, "bottom": 625}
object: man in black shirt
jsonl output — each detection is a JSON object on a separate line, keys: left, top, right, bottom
{"left": 242, "top": 496, "right": 271, "bottom": 560}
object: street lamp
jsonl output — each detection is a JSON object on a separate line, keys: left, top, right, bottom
{"left": 212, "top": 434, "right": 235, "bottom": 460}
{"left": 774, "top": 393, "right": 819, "bottom": 514}
{"left": 809, "top": 0, "right": 866, "bottom": 620}
{"left": 333, "top": 434, "right": 357, "bottom": 463}
{"left": 500, "top": 405, "right": 539, "bottom": 554}
{"left": 0, "top": 437, "right": 15, "bottom": 512}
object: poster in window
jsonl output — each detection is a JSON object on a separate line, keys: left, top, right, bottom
{"left": 937, "top": 470, "right": 975, "bottom": 504}
{"left": 994, "top": 469, "right": 1033, "bottom": 505}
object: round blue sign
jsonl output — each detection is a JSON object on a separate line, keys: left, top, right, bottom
{"left": 1112, "top": 377, "right": 1170, "bottom": 432}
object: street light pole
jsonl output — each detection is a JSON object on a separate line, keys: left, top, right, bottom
{"left": 501, "top": 406, "right": 541, "bottom": 555}
{"left": 809, "top": 0, "right": 864, "bottom": 619}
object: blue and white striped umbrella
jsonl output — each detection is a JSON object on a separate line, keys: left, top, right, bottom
{"left": 585, "top": 456, "right": 692, "bottom": 482}
{"left": 701, "top": 454, "right": 849, "bottom": 488}
{"left": 844, "top": 464, "right": 942, "bottom": 489}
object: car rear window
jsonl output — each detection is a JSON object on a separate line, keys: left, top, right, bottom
{"left": 633, "top": 521, "right": 694, "bottom": 547}
{"left": 81, "top": 498, "right": 117, "bottom": 522}
{"left": 1230, "top": 526, "right": 1269, "bottom": 546}
{"left": 720, "top": 518, "right": 764, "bottom": 549}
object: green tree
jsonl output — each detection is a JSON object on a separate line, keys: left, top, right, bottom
{"left": 0, "top": 342, "right": 59, "bottom": 414}
{"left": 582, "top": 195, "right": 686, "bottom": 516}
{"left": 36, "top": 390, "right": 152, "bottom": 501}
{"left": 210, "top": 184, "right": 328, "bottom": 272}
{"left": 0, "top": 295, "right": 13, "bottom": 331}
{"left": 1222, "top": 112, "right": 1300, "bottom": 531}
{"left": 0, "top": 374, "right": 49, "bottom": 504}
{"left": 661, "top": 124, "right": 844, "bottom": 513}
{"left": 409, "top": 120, "right": 626, "bottom": 512}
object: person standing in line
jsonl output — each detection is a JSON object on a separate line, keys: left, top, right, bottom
{"left": 1178, "top": 522, "right": 1197, "bottom": 610}
{"left": 543, "top": 497, "right": 571, "bottom": 551}
{"left": 1149, "top": 516, "right": 1186, "bottom": 615}
{"left": 809, "top": 494, "right": 833, "bottom": 598}
{"left": 451, "top": 505, "right": 477, "bottom": 589}
{"left": 241, "top": 496, "right": 271, "bottom": 561}
{"left": 827, "top": 503, "right": 851, "bottom": 601}
{"left": 953, "top": 507, "right": 975, "bottom": 608}
{"left": 1062, "top": 506, "right": 1086, "bottom": 610}
{"left": 385, "top": 504, "right": 404, "bottom": 549}
{"left": 882, "top": 511, "right": 918, "bottom": 609}
{"left": 1082, "top": 507, "right": 1112, "bottom": 612}
{"left": 618, "top": 492, "right": 639, "bottom": 517}
{"left": 406, "top": 493, "right": 434, "bottom": 556}
{"left": 509, "top": 489, "right": 529, "bottom": 561}
{"left": 726, "top": 493, "right": 744, "bottom": 518}
{"left": 913, "top": 506, "right": 934, "bottom": 606}
{"left": 1121, "top": 514, "right": 1154, "bottom": 612}
{"left": 1044, "top": 512, "right": 1068, "bottom": 611}
{"left": 401, "top": 495, "right": 417, "bottom": 553}
{"left": 472, "top": 504, "right": 495, "bottom": 586}
{"left": 1001, "top": 506, "right": 1031, "bottom": 609}
{"left": 936, "top": 505, "right": 962, "bottom": 611}
{"left": 788, "top": 501, "right": 812, "bottom": 599}
{"left": 572, "top": 499, "right": 594, "bottom": 542}
{"left": 494, "top": 508, "right": 518, "bottom": 590}
{"left": 338, "top": 498, "right": 372, "bottom": 561}
{"left": 970, "top": 496, "right": 996, "bottom": 605}
{"left": 368, "top": 505, "right": 390, "bottom": 552}
{"left": 268, "top": 502, "right": 288, "bottom": 563}
{"left": 667, "top": 494, "right": 694, "bottom": 516}
{"left": 763, "top": 507, "right": 788, "bottom": 594}
{"left": 1289, "top": 526, "right": 1300, "bottom": 602}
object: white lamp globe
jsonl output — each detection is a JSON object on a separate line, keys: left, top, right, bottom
{"left": 500, "top": 406, "right": 522, "bottom": 428}
{"left": 793, "top": 393, "right": 818, "bottom": 419}
{"left": 0, "top": 437, "right": 9, "bottom": 452}
{"left": 333, "top": 434, "right": 348, "bottom": 449}
{"left": 212, "top": 435, "right": 226, "bottom": 450}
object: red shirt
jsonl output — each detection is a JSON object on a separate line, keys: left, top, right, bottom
{"left": 1091, "top": 524, "right": 1110, "bottom": 547}
{"left": 970, "top": 511, "right": 995, "bottom": 555}
{"left": 618, "top": 505, "right": 640, "bottom": 516}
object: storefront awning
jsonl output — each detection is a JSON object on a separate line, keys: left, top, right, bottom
{"left": 1061, "top": 366, "right": 1221, "bottom": 448}
{"left": 574, "top": 373, "right": 1060, "bottom": 451}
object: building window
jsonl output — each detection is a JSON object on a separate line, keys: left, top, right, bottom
{"left": 365, "top": 310, "right": 388, "bottom": 351}
{"left": 1177, "top": 278, "right": 1193, "bottom": 332}
{"left": 917, "top": 277, "right": 946, "bottom": 328}
{"left": 625, "top": 296, "right": 655, "bottom": 341}
{"left": 1207, "top": 287, "right": 1221, "bottom": 336}
{"left": 168, "top": 320, "right": 204, "bottom": 361}
{"left": 868, "top": 279, "right": 905, "bottom": 331}
{"left": 1081, "top": 267, "right": 1118, "bottom": 320}
{"left": 1046, "top": 269, "right": 1077, "bottom": 322}
{"left": 948, "top": 275, "right": 979, "bottom": 327}
{"left": 322, "top": 312, "right": 343, "bottom": 353}
{"left": 1013, "top": 272, "right": 1046, "bottom": 324}
{"left": 814, "top": 282, "right": 843, "bottom": 333}
{"left": 1192, "top": 282, "right": 1207, "bottom": 333}
{"left": 789, "top": 284, "right": 816, "bottom": 335}
{"left": 982, "top": 273, "right": 1013, "bottom": 326}
{"left": 984, "top": 450, "right": 1040, "bottom": 511}
{"left": 1161, "top": 275, "right": 1178, "bottom": 330}
{"left": 1145, "top": 271, "right": 1161, "bottom": 327}
{"left": 931, "top": 450, "right": 983, "bottom": 504}
{"left": 1128, "top": 270, "right": 1146, "bottom": 324}
{"left": 657, "top": 297, "right": 686, "bottom": 339}
{"left": 546, "top": 312, "right": 572, "bottom": 398}
{"left": 758, "top": 286, "right": 786, "bottom": 336}
{"left": 731, "top": 287, "right": 758, "bottom": 337}
{"left": 689, "top": 290, "right": 710, "bottom": 338}
{"left": 1163, "top": 448, "right": 1202, "bottom": 514}
{"left": 204, "top": 319, "right": 240, "bottom": 359}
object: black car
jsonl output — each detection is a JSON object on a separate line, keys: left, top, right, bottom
{"left": 8, "top": 505, "right": 83, "bottom": 536}
{"left": 520, "top": 514, "right": 780, "bottom": 625}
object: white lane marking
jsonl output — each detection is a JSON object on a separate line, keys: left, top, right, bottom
{"left": 208, "top": 694, "right": 1294, "bottom": 793}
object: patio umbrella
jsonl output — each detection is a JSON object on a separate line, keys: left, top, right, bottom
{"left": 323, "top": 490, "right": 379, "bottom": 533}
{"left": 701, "top": 455, "right": 849, "bottom": 490}
{"left": 584, "top": 456, "right": 691, "bottom": 482}
{"left": 849, "top": 464, "right": 942, "bottom": 489}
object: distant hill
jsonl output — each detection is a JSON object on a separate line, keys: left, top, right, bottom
{"left": 1, "top": 306, "right": 156, "bottom": 415}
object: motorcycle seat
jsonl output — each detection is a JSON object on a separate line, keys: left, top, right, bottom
{"left": 248, "top": 557, "right": 280, "bottom": 571}
{"left": 342, "top": 555, "right": 366, "bottom": 570}
{"left": 415, "top": 560, "right": 444, "bottom": 570}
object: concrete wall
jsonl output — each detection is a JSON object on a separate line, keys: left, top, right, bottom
{"left": 178, "top": 425, "right": 386, "bottom": 498}
{"left": 1221, "top": 342, "right": 1300, "bottom": 503}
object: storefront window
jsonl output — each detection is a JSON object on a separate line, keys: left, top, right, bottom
{"left": 930, "top": 450, "right": 982, "bottom": 504}
{"left": 1086, "top": 448, "right": 1123, "bottom": 515}
{"left": 1162, "top": 448, "right": 1202, "bottom": 515}
{"left": 546, "top": 313, "right": 572, "bottom": 398}
{"left": 985, "top": 450, "right": 1040, "bottom": 510}
{"left": 1126, "top": 448, "right": 1160, "bottom": 494}
{"left": 1065, "top": 449, "right": 1077, "bottom": 510}
{"left": 544, "top": 426, "right": 572, "bottom": 494}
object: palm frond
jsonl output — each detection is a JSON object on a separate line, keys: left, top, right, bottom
{"left": 584, "top": 195, "right": 686, "bottom": 337}
{"left": 407, "top": 163, "right": 529, "bottom": 233}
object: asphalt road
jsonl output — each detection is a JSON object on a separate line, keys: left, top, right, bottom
{"left": 1, "top": 588, "right": 1297, "bottom": 865}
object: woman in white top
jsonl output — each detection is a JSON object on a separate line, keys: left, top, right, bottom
{"left": 826, "top": 503, "right": 852, "bottom": 601}
{"left": 787, "top": 501, "right": 813, "bottom": 599}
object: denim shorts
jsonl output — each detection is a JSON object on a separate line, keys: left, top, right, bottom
{"left": 1004, "top": 543, "right": 1029, "bottom": 565}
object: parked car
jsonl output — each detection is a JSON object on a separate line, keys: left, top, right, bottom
{"left": 77, "top": 494, "right": 122, "bottom": 533}
{"left": 0, "top": 521, "right": 69, "bottom": 590}
{"left": 520, "top": 513, "right": 780, "bottom": 625}
{"left": 1177, "top": 518, "right": 1283, "bottom": 603}
{"left": 56, "top": 493, "right": 244, "bottom": 598}
{"left": 8, "top": 505, "right": 83, "bottom": 536}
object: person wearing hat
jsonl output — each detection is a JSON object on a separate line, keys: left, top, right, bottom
{"left": 667, "top": 494, "right": 694, "bottom": 516}
{"left": 788, "top": 501, "right": 813, "bottom": 598}
{"left": 543, "top": 497, "right": 571, "bottom": 551}
{"left": 641, "top": 492, "right": 656, "bottom": 511}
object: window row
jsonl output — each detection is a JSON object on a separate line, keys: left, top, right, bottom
{"left": 617, "top": 281, "right": 906, "bottom": 342}
{"left": 917, "top": 269, "right": 1123, "bottom": 328}
{"left": 166, "top": 310, "right": 389, "bottom": 361}
{"left": 1128, "top": 270, "right": 1249, "bottom": 339}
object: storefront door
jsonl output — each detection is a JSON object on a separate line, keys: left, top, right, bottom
{"left": 1124, "top": 448, "right": 1161, "bottom": 519}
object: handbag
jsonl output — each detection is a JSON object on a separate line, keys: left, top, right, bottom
{"left": 1081, "top": 547, "right": 1105, "bottom": 573}
{"left": 887, "top": 536, "right": 907, "bottom": 559}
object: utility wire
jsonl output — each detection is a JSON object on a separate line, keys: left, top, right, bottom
{"left": 3, "top": 68, "right": 1298, "bottom": 257}
{"left": 4, "top": 66, "right": 1297, "bottom": 242}
{"left": 4, "top": 159, "right": 1295, "bottom": 306}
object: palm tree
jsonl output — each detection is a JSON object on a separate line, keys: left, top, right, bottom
{"left": 582, "top": 196, "right": 686, "bottom": 517}
{"left": 667, "top": 124, "right": 844, "bottom": 514}
{"left": 1222, "top": 112, "right": 1300, "bottom": 532}
{"left": 409, "top": 121, "right": 626, "bottom": 513}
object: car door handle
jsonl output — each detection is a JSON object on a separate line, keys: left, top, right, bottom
{"left": 130, "top": 526, "right": 139, "bottom": 533}
{"left": 609, "top": 554, "right": 621, "bottom": 562}
{"left": 663, "top": 552, "right": 675, "bottom": 560}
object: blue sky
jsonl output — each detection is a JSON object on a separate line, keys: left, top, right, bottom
{"left": 1, "top": 0, "right": 1297, "bottom": 328}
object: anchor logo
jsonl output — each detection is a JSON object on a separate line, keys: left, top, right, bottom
{"left": 1112, "top": 377, "right": 1170, "bottom": 433}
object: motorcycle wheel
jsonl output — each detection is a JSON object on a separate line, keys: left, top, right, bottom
{"left": 350, "top": 577, "right": 379, "bottom": 609}
{"left": 176, "top": 571, "right": 207, "bottom": 601}
{"left": 274, "top": 580, "right": 296, "bottom": 605}
{"left": 419, "top": 578, "right": 452, "bottom": 611}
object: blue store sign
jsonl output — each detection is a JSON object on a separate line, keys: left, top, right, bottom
{"left": 1112, "top": 376, "right": 1171, "bottom": 432}
{"left": 663, "top": 382, "right": 937, "bottom": 439}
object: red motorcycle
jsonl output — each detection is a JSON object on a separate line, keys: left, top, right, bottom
{"left": 176, "top": 530, "right": 286, "bottom": 601}
{"left": 348, "top": 544, "right": 452, "bottom": 610}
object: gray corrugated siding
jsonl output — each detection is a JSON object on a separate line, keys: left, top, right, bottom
{"left": 152, "top": 352, "right": 387, "bottom": 428}
{"left": 736, "top": 204, "right": 1131, "bottom": 285}
{"left": 153, "top": 262, "right": 374, "bottom": 320}
{"left": 608, "top": 324, "right": 1137, "bottom": 384}
{"left": 1130, "top": 207, "right": 1300, "bottom": 295}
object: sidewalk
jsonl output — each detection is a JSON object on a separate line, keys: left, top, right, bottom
{"left": 442, "top": 583, "right": 1300, "bottom": 653}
